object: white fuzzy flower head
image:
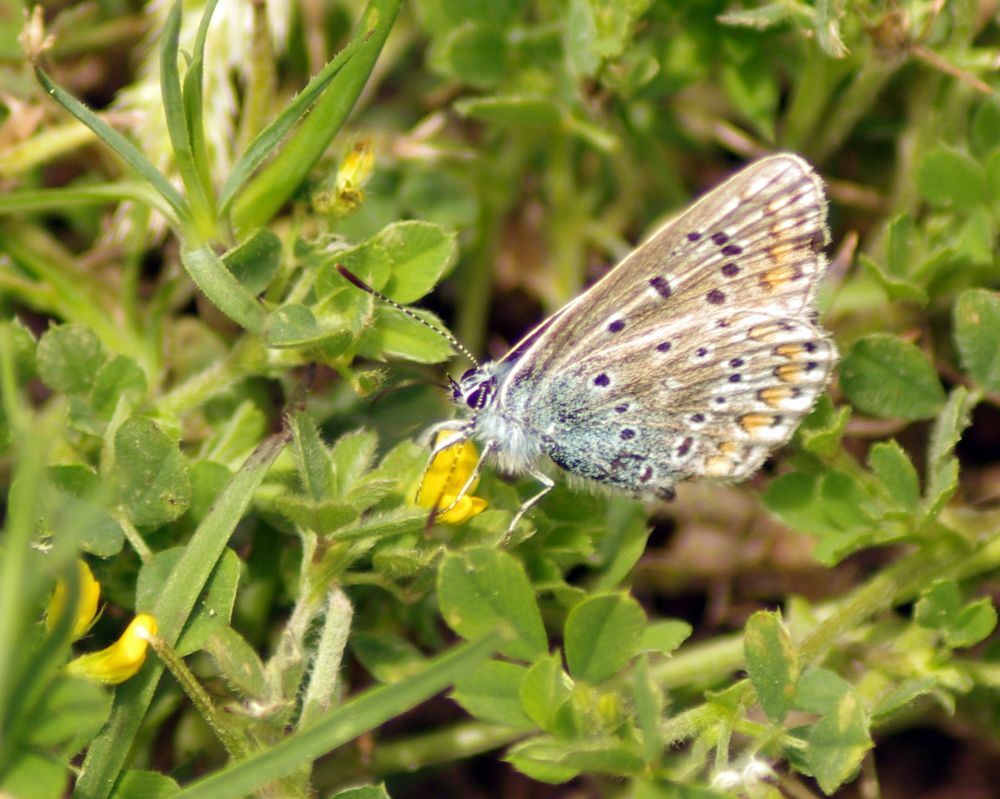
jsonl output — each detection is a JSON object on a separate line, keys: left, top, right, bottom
{"left": 711, "top": 770, "right": 743, "bottom": 792}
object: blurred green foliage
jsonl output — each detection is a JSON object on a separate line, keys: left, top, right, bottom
{"left": 1, "top": 1, "right": 999, "bottom": 797}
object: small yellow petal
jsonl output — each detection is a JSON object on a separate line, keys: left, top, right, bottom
{"left": 46, "top": 559, "right": 101, "bottom": 640}
{"left": 67, "top": 614, "right": 158, "bottom": 685}
{"left": 414, "top": 435, "right": 488, "bottom": 523}
{"left": 434, "top": 495, "right": 489, "bottom": 524}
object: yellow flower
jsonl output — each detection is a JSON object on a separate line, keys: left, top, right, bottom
{"left": 67, "top": 614, "right": 158, "bottom": 685}
{"left": 313, "top": 140, "right": 375, "bottom": 217}
{"left": 46, "top": 559, "right": 101, "bottom": 640}
{"left": 415, "top": 434, "right": 487, "bottom": 524}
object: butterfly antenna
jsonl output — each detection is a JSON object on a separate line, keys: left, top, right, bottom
{"left": 336, "top": 264, "right": 480, "bottom": 367}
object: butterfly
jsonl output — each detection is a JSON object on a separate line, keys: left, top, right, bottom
{"left": 340, "top": 154, "right": 837, "bottom": 532}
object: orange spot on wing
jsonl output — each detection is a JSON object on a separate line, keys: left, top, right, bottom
{"left": 760, "top": 263, "right": 802, "bottom": 291}
{"left": 758, "top": 386, "right": 794, "bottom": 407}
{"left": 739, "top": 413, "right": 779, "bottom": 435}
{"left": 775, "top": 363, "right": 806, "bottom": 382}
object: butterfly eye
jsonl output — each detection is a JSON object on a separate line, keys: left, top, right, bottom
{"left": 466, "top": 380, "right": 495, "bottom": 409}
{"left": 461, "top": 368, "right": 478, "bottom": 382}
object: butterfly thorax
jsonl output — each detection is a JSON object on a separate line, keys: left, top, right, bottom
{"left": 451, "top": 361, "right": 545, "bottom": 475}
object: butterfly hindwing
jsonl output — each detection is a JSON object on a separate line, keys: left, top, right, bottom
{"left": 517, "top": 310, "right": 834, "bottom": 495}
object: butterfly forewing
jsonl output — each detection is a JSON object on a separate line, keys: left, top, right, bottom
{"left": 498, "top": 154, "right": 829, "bottom": 389}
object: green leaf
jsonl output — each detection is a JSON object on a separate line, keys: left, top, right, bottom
{"left": 505, "top": 737, "right": 645, "bottom": 783}
{"left": 868, "top": 440, "right": 920, "bottom": 511}
{"left": 330, "top": 786, "right": 391, "bottom": 799}
{"left": 455, "top": 95, "right": 563, "bottom": 126}
{"left": 954, "top": 289, "right": 1000, "bottom": 392}
{"left": 37, "top": 323, "right": 105, "bottom": 395}
{"left": 111, "top": 770, "right": 181, "bottom": 798}
{"left": 950, "top": 599, "right": 997, "bottom": 648}
{"left": 720, "top": 56, "right": 778, "bottom": 142}
{"left": 519, "top": 653, "right": 574, "bottom": 734}
{"left": 203, "top": 625, "right": 268, "bottom": 698}
{"left": 872, "top": 676, "right": 939, "bottom": 721}
{"left": 914, "top": 579, "right": 998, "bottom": 648}
{"left": 399, "top": 170, "right": 479, "bottom": 228}
{"left": 916, "top": 147, "right": 989, "bottom": 209}
{"left": 438, "top": 547, "right": 547, "bottom": 661}
{"left": 922, "top": 387, "right": 974, "bottom": 521}
{"left": 137, "top": 547, "right": 240, "bottom": 656}
{"left": 971, "top": 96, "right": 1000, "bottom": 160}
{"left": 26, "top": 676, "right": 110, "bottom": 748}
{"left": 365, "top": 306, "right": 455, "bottom": 364}
{"left": 181, "top": 245, "right": 266, "bottom": 333}
{"left": 48, "top": 464, "right": 125, "bottom": 556}
{"left": 289, "top": 411, "right": 333, "bottom": 501}
{"left": 639, "top": 619, "right": 691, "bottom": 655}
{"left": 764, "top": 470, "right": 879, "bottom": 564}
{"left": 263, "top": 304, "right": 318, "bottom": 347}
{"left": 953, "top": 207, "right": 994, "bottom": 265}
{"left": 375, "top": 221, "right": 457, "bottom": 303}
{"left": 987, "top": 149, "right": 1000, "bottom": 201}
{"left": 795, "top": 394, "right": 851, "bottom": 456}
{"left": 839, "top": 334, "right": 945, "bottom": 420}
{"left": 351, "top": 632, "right": 427, "bottom": 683}
{"left": 718, "top": 3, "right": 798, "bottom": 29}
{"left": 0, "top": 748, "right": 67, "bottom": 799}
{"left": 632, "top": 655, "right": 665, "bottom": 763}
{"left": 90, "top": 355, "right": 147, "bottom": 418}
{"left": 430, "top": 23, "right": 508, "bottom": 87}
{"left": 567, "top": 0, "right": 600, "bottom": 76}
{"left": 744, "top": 611, "right": 799, "bottom": 724}
{"left": 915, "top": 580, "right": 968, "bottom": 630}
{"left": 272, "top": 495, "right": 359, "bottom": 534}
{"left": 113, "top": 416, "right": 192, "bottom": 527}
{"left": 859, "top": 253, "right": 928, "bottom": 306}
{"left": 886, "top": 214, "right": 914, "bottom": 278}
{"left": 564, "top": 593, "right": 645, "bottom": 684}
{"left": 452, "top": 660, "right": 533, "bottom": 728}
{"left": 792, "top": 667, "right": 872, "bottom": 795}
{"left": 263, "top": 304, "right": 352, "bottom": 350}
{"left": 331, "top": 428, "right": 379, "bottom": 497}
{"left": 223, "top": 229, "right": 282, "bottom": 295}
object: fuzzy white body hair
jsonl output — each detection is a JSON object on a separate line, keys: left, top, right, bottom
{"left": 470, "top": 402, "right": 544, "bottom": 476}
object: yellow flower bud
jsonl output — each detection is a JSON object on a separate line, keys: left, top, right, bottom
{"left": 313, "top": 140, "right": 375, "bottom": 217}
{"left": 67, "top": 614, "right": 158, "bottom": 685}
{"left": 46, "top": 559, "right": 101, "bottom": 640}
{"left": 415, "top": 435, "right": 488, "bottom": 524}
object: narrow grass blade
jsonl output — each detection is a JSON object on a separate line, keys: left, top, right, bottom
{"left": 230, "top": 0, "right": 401, "bottom": 231}
{"left": 34, "top": 67, "right": 189, "bottom": 225}
{"left": 173, "top": 633, "right": 501, "bottom": 799}
{"left": 73, "top": 429, "right": 291, "bottom": 799}
{"left": 217, "top": 23, "right": 373, "bottom": 214}
{"left": 160, "top": 0, "right": 216, "bottom": 239}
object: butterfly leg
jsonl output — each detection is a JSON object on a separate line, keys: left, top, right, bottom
{"left": 418, "top": 420, "right": 470, "bottom": 448}
{"left": 504, "top": 469, "right": 555, "bottom": 543}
